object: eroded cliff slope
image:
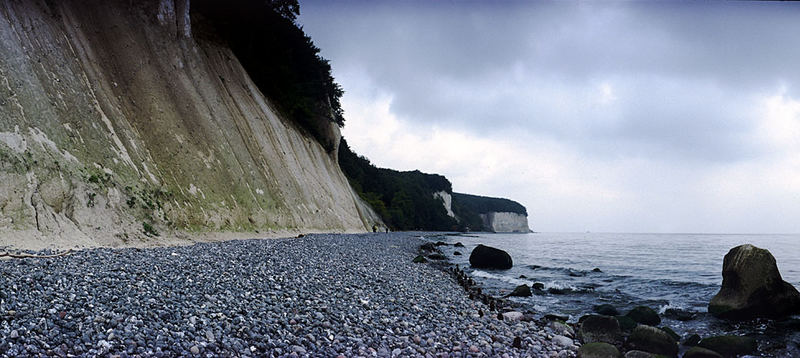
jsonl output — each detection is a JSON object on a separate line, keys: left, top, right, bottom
{"left": 0, "top": 0, "right": 379, "bottom": 248}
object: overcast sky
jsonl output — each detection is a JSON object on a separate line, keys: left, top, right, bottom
{"left": 299, "top": 1, "right": 800, "bottom": 233}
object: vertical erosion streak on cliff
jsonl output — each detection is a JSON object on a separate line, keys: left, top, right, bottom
{"left": 0, "top": 0, "right": 378, "bottom": 247}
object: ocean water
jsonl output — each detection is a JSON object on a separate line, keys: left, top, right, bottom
{"left": 435, "top": 232, "right": 800, "bottom": 355}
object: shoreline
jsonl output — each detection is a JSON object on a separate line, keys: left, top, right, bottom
{"left": 0, "top": 232, "right": 578, "bottom": 357}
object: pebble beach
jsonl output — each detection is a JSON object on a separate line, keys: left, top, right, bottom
{"left": 0, "top": 233, "right": 578, "bottom": 357}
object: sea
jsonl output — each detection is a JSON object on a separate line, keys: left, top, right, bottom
{"left": 433, "top": 232, "right": 800, "bottom": 356}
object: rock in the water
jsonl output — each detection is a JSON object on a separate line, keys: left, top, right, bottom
{"left": 454, "top": 242, "right": 465, "bottom": 247}
{"left": 412, "top": 255, "right": 427, "bottom": 263}
{"left": 593, "top": 304, "right": 619, "bottom": 316}
{"left": 625, "top": 306, "right": 661, "bottom": 326}
{"left": 697, "top": 335, "right": 756, "bottom": 358}
{"left": 578, "top": 342, "right": 620, "bottom": 358}
{"left": 615, "top": 315, "right": 637, "bottom": 332}
{"left": 663, "top": 308, "right": 695, "bottom": 321}
{"left": 709, "top": 244, "right": 800, "bottom": 320}
{"left": 626, "top": 325, "right": 678, "bottom": 357}
{"left": 427, "top": 253, "right": 446, "bottom": 260}
{"left": 434, "top": 241, "right": 448, "bottom": 246}
{"left": 469, "top": 244, "right": 513, "bottom": 270}
{"left": 532, "top": 282, "right": 545, "bottom": 290}
{"left": 683, "top": 333, "right": 702, "bottom": 346}
{"left": 683, "top": 347, "right": 723, "bottom": 358}
{"left": 624, "top": 351, "right": 655, "bottom": 358}
{"left": 506, "top": 284, "right": 532, "bottom": 297}
{"left": 578, "top": 315, "right": 621, "bottom": 344}
{"left": 453, "top": 251, "right": 462, "bottom": 256}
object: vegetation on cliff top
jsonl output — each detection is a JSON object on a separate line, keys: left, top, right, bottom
{"left": 192, "top": 0, "right": 344, "bottom": 150}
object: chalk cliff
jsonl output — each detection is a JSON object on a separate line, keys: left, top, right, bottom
{"left": 0, "top": 0, "right": 380, "bottom": 248}
{"left": 479, "top": 212, "right": 530, "bottom": 233}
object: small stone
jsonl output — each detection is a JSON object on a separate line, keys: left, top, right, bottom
{"left": 392, "top": 348, "right": 402, "bottom": 356}
{"left": 9, "top": 330, "right": 19, "bottom": 339}
{"left": 469, "top": 345, "right": 480, "bottom": 353}
{"left": 189, "top": 346, "right": 200, "bottom": 355}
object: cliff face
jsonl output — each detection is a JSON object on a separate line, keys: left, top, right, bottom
{"left": 479, "top": 212, "right": 530, "bottom": 233}
{"left": 0, "top": 0, "right": 379, "bottom": 247}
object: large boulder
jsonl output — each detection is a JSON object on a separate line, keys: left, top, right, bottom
{"left": 578, "top": 315, "right": 621, "bottom": 344}
{"left": 709, "top": 244, "right": 800, "bottom": 320}
{"left": 697, "top": 335, "right": 756, "bottom": 358}
{"left": 469, "top": 244, "right": 513, "bottom": 270}
{"left": 578, "top": 342, "right": 620, "bottom": 358}
{"left": 626, "top": 325, "right": 678, "bottom": 357}
{"left": 625, "top": 306, "right": 661, "bottom": 326}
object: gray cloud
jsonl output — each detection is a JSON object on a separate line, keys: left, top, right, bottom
{"left": 299, "top": 0, "right": 800, "bottom": 164}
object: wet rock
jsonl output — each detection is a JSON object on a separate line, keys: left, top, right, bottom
{"left": 709, "top": 244, "right": 800, "bottom": 320}
{"left": 412, "top": 255, "right": 427, "bottom": 263}
{"left": 469, "top": 244, "right": 513, "bottom": 270}
{"left": 625, "top": 306, "right": 660, "bottom": 326}
{"left": 626, "top": 325, "right": 678, "bottom": 357}
{"left": 578, "top": 342, "right": 620, "bottom": 358}
{"left": 624, "top": 351, "right": 655, "bottom": 358}
{"left": 427, "top": 253, "right": 446, "bottom": 260}
{"left": 454, "top": 242, "right": 465, "bottom": 247}
{"left": 683, "top": 347, "right": 723, "bottom": 358}
{"left": 615, "top": 315, "right": 637, "bottom": 332}
{"left": 663, "top": 308, "right": 695, "bottom": 321}
{"left": 453, "top": 251, "right": 462, "bottom": 256}
{"left": 545, "top": 314, "right": 569, "bottom": 322}
{"left": 658, "top": 326, "right": 679, "bottom": 341}
{"left": 683, "top": 333, "right": 702, "bottom": 346}
{"left": 419, "top": 242, "right": 438, "bottom": 252}
{"left": 593, "top": 304, "right": 619, "bottom": 316}
{"left": 592, "top": 268, "right": 602, "bottom": 273}
{"left": 434, "top": 241, "right": 448, "bottom": 246}
{"left": 532, "top": 282, "right": 545, "bottom": 290}
{"left": 506, "top": 284, "right": 532, "bottom": 297}
{"left": 578, "top": 315, "right": 621, "bottom": 344}
{"left": 697, "top": 335, "right": 756, "bottom": 358}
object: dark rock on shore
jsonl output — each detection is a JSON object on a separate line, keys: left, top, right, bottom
{"left": 709, "top": 244, "right": 800, "bottom": 320}
{"left": 626, "top": 325, "right": 678, "bottom": 357}
{"left": 697, "top": 335, "right": 756, "bottom": 358}
{"left": 469, "top": 244, "right": 513, "bottom": 270}
{"left": 683, "top": 347, "right": 723, "bottom": 358}
{"left": 615, "top": 315, "right": 637, "bottom": 332}
{"left": 578, "top": 315, "right": 621, "bottom": 344}
{"left": 506, "top": 284, "right": 532, "bottom": 297}
{"left": 659, "top": 326, "right": 680, "bottom": 341}
{"left": 683, "top": 333, "right": 702, "bottom": 346}
{"left": 624, "top": 351, "right": 655, "bottom": 358}
{"left": 578, "top": 342, "right": 620, "bottom": 358}
{"left": 593, "top": 304, "right": 619, "bottom": 316}
{"left": 413, "top": 255, "right": 427, "bottom": 263}
{"left": 625, "top": 306, "right": 660, "bottom": 326}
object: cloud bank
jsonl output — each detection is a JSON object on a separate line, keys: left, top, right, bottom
{"left": 299, "top": 0, "right": 800, "bottom": 233}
